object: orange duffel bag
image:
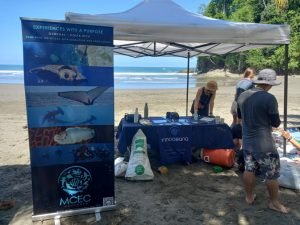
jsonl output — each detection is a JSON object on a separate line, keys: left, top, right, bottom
{"left": 201, "top": 148, "right": 235, "bottom": 168}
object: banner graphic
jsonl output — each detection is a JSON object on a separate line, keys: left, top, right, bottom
{"left": 21, "top": 19, "right": 115, "bottom": 217}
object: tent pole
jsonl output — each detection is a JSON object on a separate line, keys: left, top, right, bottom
{"left": 283, "top": 44, "right": 289, "bottom": 156}
{"left": 186, "top": 51, "right": 190, "bottom": 116}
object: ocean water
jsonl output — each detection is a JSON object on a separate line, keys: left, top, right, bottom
{"left": 0, "top": 65, "right": 198, "bottom": 89}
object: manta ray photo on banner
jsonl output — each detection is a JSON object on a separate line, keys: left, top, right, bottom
{"left": 25, "top": 86, "right": 113, "bottom": 107}
{"left": 58, "top": 86, "right": 110, "bottom": 105}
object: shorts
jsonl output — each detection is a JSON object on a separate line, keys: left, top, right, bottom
{"left": 231, "top": 124, "right": 242, "bottom": 139}
{"left": 230, "top": 100, "right": 237, "bottom": 116}
{"left": 243, "top": 150, "right": 280, "bottom": 180}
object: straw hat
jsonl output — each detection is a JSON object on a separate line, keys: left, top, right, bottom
{"left": 206, "top": 80, "right": 218, "bottom": 91}
{"left": 253, "top": 69, "right": 281, "bottom": 86}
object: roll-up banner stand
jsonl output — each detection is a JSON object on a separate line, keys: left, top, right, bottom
{"left": 21, "top": 18, "right": 115, "bottom": 221}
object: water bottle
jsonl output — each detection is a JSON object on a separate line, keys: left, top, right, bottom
{"left": 215, "top": 116, "right": 220, "bottom": 124}
{"left": 134, "top": 108, "right": 139, "bottom": 123}
{"left": 144, "top": 102, "right": 149, "bottom": 119}
{"left": 193, "top": 113, "right": 198, "bottom": 121}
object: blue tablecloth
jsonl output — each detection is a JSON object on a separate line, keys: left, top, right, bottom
{"left": 116, "top": 117, "right": 234, "bottom": 165}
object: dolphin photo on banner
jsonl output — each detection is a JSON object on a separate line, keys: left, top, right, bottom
{"left": 21, "top": 19, "right": 115, "bottom": 220}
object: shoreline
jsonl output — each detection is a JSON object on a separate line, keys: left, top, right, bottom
{"left": 1, "top": 75, "right": 299, "bottom": 126}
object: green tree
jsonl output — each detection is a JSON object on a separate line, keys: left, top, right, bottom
{"left": 204, "top": 0, "right": 233, "bottom": 19}
{"left": 260, "top": 4, "right": 285, "bottom": 24}
{"left": 273, "top": 0, "right": 289, "bottom": 9}
{"left": 198, "top": 0, "right": 300, "bottom": 74}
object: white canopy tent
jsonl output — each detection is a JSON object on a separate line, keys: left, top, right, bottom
{"left": 65, "top": 0, "right": 289, "bottom": 58}
{"left": 66, "top": 0, "right": 290, "bottom": 153}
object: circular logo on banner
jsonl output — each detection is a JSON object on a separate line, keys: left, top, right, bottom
{"left": 58, "top": 166, "right": 92, "bottom": 196}
{"left": 169, "top": 126, "right": 179, "bottom": 136}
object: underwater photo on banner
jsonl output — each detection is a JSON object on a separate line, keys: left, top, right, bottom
{"left": 21, "top": 19, "right": 115, "bottom": 217}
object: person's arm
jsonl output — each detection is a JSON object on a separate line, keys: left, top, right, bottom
{"left": 231, "top": 124, "right": 242, "bottom": 150}
{"left": 269, "top": 114, "right": 281, "bottom": 128}
{"left": 209, "top": 93, "right": 216, "bottom": 115}
{"left": 281, "top": 131, "right": 300, "bottom": 151}
{"left": 233, "top": 138, "right": 242, "bottom": 150}
{"left": 194, "top": 88, "right": 203, "bottom": 113}
{"left": 268, "top": 95, "right": 281, "bottom": 128}
{"left": 289, "top": 138, "right": 300, "bottom": 151}
{"left": 237, "top": 103, "right": 242, "bottom": 120}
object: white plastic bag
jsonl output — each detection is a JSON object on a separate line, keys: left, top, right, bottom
{"left": 125, "top": 129, "right": 154, "bottom": 180}
{"left": 278, "top": 157, "right": 300, "bottom": 190}
{"left": 114, "top": 157, "right": 128, "bottom": 177}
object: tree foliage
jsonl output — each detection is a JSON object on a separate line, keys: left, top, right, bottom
{"left": 197, "top": 0, "right": 300, "bottom": 74}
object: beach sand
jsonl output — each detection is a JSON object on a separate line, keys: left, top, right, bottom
{"left": 0, "top": 74, "right": 300, "bottom": 225}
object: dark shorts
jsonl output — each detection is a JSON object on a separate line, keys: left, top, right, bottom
{"left": 231, "top": 124, "right": 242, "bottom": 139}
{"left": 243, "top": 150, "right": 280, "bottom": 180}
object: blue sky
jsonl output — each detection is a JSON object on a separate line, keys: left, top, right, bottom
{"left": 0, "top": 0, "right": 210, "bottom": 67}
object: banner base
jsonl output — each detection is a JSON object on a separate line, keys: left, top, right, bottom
{"left": 54, "top": 216, "right": 61, "bottom": 225}
{"left": 32, "top": 205, "right": 116, "bottom": 222}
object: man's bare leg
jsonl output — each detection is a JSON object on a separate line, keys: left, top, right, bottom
{"left": 266, "top": 179, "right": 289, "bottom": 213}
{"left": 243, "top": 171, "right": 256, "bottom": 204}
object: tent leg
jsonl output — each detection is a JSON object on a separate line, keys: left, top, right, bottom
{"left": 283, "top": 44, "right": 289, "bottom": 156}
{"left": 186, "top": 52, "right": 190, "bottom": 116}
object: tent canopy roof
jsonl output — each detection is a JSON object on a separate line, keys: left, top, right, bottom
{"left": 65, "top": 0, "right": 290, "bottom": 58}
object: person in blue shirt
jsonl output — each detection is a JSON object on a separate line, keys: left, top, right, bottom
{"left": 237, "top": 68, "right": 289, "bottom": 214}
{"left": 231, "top": 68, "right": 255, "bottom": 126}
